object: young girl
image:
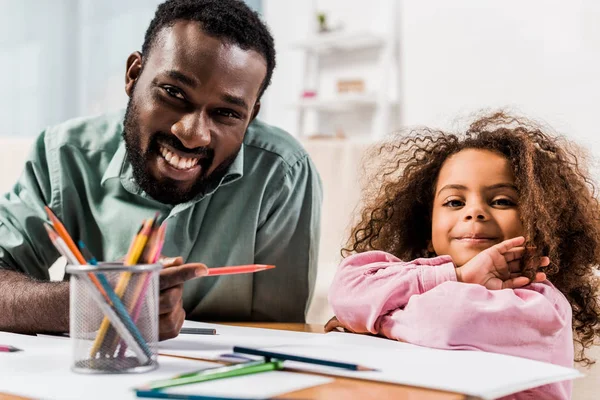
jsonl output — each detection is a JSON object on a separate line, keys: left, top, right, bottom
{"left": 326, "top": 112, "right": 600, "bottom": 399}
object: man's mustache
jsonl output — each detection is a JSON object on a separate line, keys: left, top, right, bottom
{"left": 153, "top": 132, "right": 213, "bottom": 158}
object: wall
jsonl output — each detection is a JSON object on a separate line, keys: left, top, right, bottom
{"left": 263, "top": 0, "right": 600, "bottom": 163}
{"left": 0, "top": 0, "right": 261, "bottom": 137}
{"left": 399, "top": 0, "right": 600, "bottom": 174}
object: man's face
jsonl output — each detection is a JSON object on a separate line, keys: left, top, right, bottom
{"left": 122, "top": 21, "right": 267, "bottom": 204}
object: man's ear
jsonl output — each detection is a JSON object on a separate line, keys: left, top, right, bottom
{"left": 125, "top": 51, "right": 143, "bottom": 97}
{"left": 249, "top": 101, "right": 261, "bottom": 122}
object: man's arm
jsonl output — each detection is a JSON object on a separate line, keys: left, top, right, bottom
{"left": 252, "top": 155, "right": 322, "bottom": 322}
{"left": 0, "top": 130, "right": 68, "bottom": 333}
{"left": 0, "top": 269, "right": 68, "bottom": 333}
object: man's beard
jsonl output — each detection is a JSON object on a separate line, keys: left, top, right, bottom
{"left": 122, "top": 97, "right": 238, "bottom": 205}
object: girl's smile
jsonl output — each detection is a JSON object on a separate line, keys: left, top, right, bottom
{"left": 430, "top": 149, "right": 523, "bottom": 266}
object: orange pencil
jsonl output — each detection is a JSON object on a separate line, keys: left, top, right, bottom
{"left": 44, "top": 206, "right": 86, "bottom": 264}
{"left": 43, "top": 209, "right": 109, "bottom": 299}
{"left": 206, "top": 264, "right": 275, "bottom": 276}
{"left": 140, "top": 215, "right": 161, "bottom": 264}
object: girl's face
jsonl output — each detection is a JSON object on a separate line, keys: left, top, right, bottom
{"left": 430, "top": 149, "right": 524, "bottom": 266}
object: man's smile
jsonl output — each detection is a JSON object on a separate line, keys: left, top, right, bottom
{"left": 159, "top": 144, "right": 201, "bottom": 171}
{"left": 154, "top": 143, "right": 206, "bottom": 182}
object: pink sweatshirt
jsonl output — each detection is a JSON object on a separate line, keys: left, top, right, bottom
{"left": 328, "top": 251, "right": 574, "bottom": 399}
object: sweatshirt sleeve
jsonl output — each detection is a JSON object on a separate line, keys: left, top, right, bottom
{"left": 328, "top": 251, "right": 457, "bottom": 334}
{"left": 329, "top": 251, "right": 571, "bottom": 364}
{"left": 378, "top": 280, "right": 571, "bottom": 360}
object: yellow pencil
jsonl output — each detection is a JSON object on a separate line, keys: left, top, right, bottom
{"left": 109, "top": 218, "right": 162, "bottom": 355}
{"left": 90, "top": 218, "right": 154, "bottom": 357}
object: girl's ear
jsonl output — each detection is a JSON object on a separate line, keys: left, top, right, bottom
{"left": 427, "top": 240, "right": 435, "bottom": 254}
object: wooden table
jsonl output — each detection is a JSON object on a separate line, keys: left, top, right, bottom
{"left": 0, "top": 323, "right": 466, "bottom": 400}
{"left": 225, "top": 323, "right": 466, "bottom": 400}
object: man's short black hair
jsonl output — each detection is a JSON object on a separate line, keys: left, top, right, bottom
{"left": 142, "top": 0, "right": 276, "bottom": 100}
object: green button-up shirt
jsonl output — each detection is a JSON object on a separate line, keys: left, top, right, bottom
{"left": 0, "top": 111, "right": 322, "bottom": 322}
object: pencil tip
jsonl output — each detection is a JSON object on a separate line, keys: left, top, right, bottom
{"left": 357, "top": 366, "right": 378, "bottom": 372}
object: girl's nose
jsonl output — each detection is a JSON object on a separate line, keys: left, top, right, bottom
{"left": 464, "top": 204, "right": 489, "bottom": 221}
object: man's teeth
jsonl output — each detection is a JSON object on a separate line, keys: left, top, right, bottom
{"left": 159, "top": 146, "right": 200, "bottom": 170}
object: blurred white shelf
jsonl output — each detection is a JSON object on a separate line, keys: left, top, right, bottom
{"left": 292, "top": 31, "right": 385, "bottom": 53}
{"left": 291, "top": 95, "right": 381, "bottom": 111}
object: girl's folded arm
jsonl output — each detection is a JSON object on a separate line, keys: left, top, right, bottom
{"left": 379, "top": 281, "right": 570, "bottom": 358}
{"left": 328, "top": 251, "right": 457, "bottom": 334}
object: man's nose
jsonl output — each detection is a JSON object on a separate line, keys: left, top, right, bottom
{"left": 171, "top": 112, "right": 211, "bottom": 149}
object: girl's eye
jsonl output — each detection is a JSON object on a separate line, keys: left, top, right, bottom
{"left": 443, "top": 199, "right": 464, "bottom": 208}
{"left": 492, "top": 198, "right": 516, "bottom": 207}
{"left": 163, "top": 86, "right": 185, "bottom": 100}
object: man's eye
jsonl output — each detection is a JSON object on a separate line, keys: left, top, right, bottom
{"left": 216, "top": 109, "right": 238, "bottom": 118}
{"left": 163, "top": 86, "right": 185, "bottom": 100}
{"left": 443, "top": 199, "right": 464, "bottom": 208}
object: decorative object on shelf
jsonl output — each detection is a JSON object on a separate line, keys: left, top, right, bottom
{"left": 307, "top": 127, "right": 346, "bottom": 141}
{"left": 317, "top": 12, "right": 329, "bottom": 33}
{"left": 301, "top": 90, "right": 318, "bottom": 99}
{"left": 292, "top": 2, "right": 400, "bottom": 139}
{"left": 337, "top": 79, "right": 365, "bottom": 94}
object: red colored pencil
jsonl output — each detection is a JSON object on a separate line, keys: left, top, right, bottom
{"left": 0, "top": 345, "right": 22, "bottom": 352}
{"left": 206, "top": 264, "right": 275, "bottom": 276}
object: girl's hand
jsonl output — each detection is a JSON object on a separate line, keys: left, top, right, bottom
{"left": 455, "top": 236, "right": 548, "bottom": 290}
{"left": 324, "top": 316, "right": 356, "bottom": 333}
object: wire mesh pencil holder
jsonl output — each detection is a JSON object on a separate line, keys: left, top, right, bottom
{"left": 67, "top": 263, "right": 161, "bottom": 374}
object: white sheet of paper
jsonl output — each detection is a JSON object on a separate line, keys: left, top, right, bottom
{"left": 0, "top": 330, "right": 331, "bottom": 400}
{"left": 1, "top": 322, "right": 582, "bottom": 399}
{"left": 258, "top": 332, "right": 583, "bottom": 400}
{"left": 159, "top": 320, "right": 320, "bottom": 361}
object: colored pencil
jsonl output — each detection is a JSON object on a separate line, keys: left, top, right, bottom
{"left": 116, "top": 222, "right": 167, "bottom": 358}
{"left": 91, "top": 218, "right": 154, "bottom": 356}
{"left": 174, "top": 360, "right": 267, "bottom": 380}
{"left": 0, "top": 345, "right": 22, "bottom": 352}
{"left": 43, "top": 226, "right": 151, "bottom": 364}
{"left": 75, "top": 240, "right": 152, "bottom": 361}
{"left": 140, "top": 212, "right": 162, "bottom": 264}
{"left": 232, "top": 346, "right": 378, "bottom": 371}
{"left": 179, "top": 327, "right": 216, "bottom": 335}
{"left": 135, "top": 390, "right": 280, "bottom": 400}
{"left": 43, "top": 210, "right": 156, "bottom": 363}
{"left": 43, "top": 222, "right": 113, "bottom": 307}
{"left": 44, "top": 207, "right": 87, "bottom": 264}
{"left": 77, "top": 240, "right": 153, "bottom": 358}
{"left": 43, "top": 210, "right": 111, "bottom": 301}
{"left": 206, "top": 265, "right": 275, "bottom": 276}
{"left": 79, "top": 273, "right": 150, "bottom": 364}
{"left": 142, "top": 360, "right": 284, "bottom": 390}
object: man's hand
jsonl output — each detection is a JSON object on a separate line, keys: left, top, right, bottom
{"left": 455, "top": 236, "right": 548, "bottom": 290}
{"left": 159, "top": 257, "right": 207, "bottom": 340}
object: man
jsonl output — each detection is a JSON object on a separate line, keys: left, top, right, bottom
{"left": 0, "top": 0, "right": 322, "bottom": 339}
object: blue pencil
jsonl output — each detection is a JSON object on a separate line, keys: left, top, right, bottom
{"left": 232, "top": 346, "right": 377, "bottom": 371}
{"left": 135, "top": 389, "right": 286, "bottom": 400}
{"left": 78, "top": 241, "right": 153, "bottom": 359}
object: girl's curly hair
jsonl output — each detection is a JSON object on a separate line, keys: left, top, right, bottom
{"left": 344, "top": 111, "right": 600, "bottom": 364}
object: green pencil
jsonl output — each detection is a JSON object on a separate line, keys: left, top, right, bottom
{"left": 144, "top": 360, "right": 284, "bottom": 390}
